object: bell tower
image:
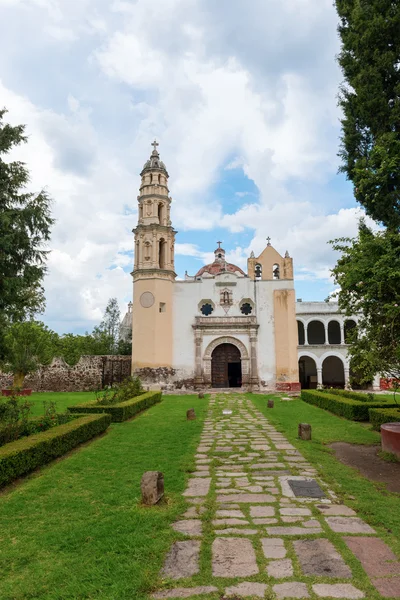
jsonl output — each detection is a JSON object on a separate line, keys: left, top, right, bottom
{"left": 131, "top": 141, "right": 176, "bottom": 370}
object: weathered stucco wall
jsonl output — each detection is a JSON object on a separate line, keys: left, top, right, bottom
{"left": 0, "top": 355, "right": 132, "bottom": 392}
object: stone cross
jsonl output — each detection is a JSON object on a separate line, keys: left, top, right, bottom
{"left": 152, "top": 139, "right": 159, "bottom": 152}
{"left": 267, "top": 236, "right": 271, "bottom": 246}
{"left": 217, "top": 241, "right": 222, "bottom": 249}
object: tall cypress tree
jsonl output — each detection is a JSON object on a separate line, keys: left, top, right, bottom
{"left": 0, "top": 109, "right": 54, "bottom": 330}
{"left": 336, "top": 0, "right": 400, "bottom": 229}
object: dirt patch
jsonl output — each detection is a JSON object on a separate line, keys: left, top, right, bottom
{"left": 330, "top": 442, "right": 400, "bottom": 493}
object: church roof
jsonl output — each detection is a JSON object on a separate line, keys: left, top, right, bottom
{"left": 195, "top": 243, "right": 246, "bottom": 277}
{"left": 141, "top": 140, "right": 168, "bottom": 176}
{"left": 195, "top": 261, "right": 246, "bottom": 277}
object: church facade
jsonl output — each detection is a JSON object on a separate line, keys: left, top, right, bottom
{"left": 130, "top": 143, "right": 374, "bottom": 392}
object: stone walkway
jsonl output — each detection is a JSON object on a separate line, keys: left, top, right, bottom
{"left": 153, "top": 393, "right": 400, "bottom": 599}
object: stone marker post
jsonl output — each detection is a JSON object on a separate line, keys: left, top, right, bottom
{"left": 298, "top": 423, "right": 312, "bottom": 440}
{"left": 141, "top": 471, "right": 164, "bottom": 505}
{"left": 267, "top": 399, "right": 274, "bottom": 408}
{"left": 187, "top": 408, "right": 196, "bottom": 420}
{"left": 198, "top": 392, "right": 204, "bottom": 399}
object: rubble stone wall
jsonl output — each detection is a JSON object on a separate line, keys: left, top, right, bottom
{"left": 0, "top": 356, "right": 132, "bottom": 392}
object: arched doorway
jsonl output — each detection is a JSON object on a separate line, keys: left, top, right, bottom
{"left": 308, "top": 320, "right": 325, "bottom": 344}
{"left": 211, "top": 343, "right": 242, "bottom": 388}
{"left": 322, "top": 356, "right": 345, "bottom": 388}
{"left": 298, "top": 356, "right": 317, "bottom": 389}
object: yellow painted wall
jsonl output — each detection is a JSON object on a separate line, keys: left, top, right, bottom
{"left": 132, "top": 277, "right": 174, "bottom": 368}
{"left": 273, "top": 288, "right": 299, "bottom": 383}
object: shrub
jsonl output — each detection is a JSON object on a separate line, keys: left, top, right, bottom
{"left": 95, "top": 376, "right": 144, "bottom": 405}
{"left": 0, "top": 413, "right": 111, "bottom": 487}
{"left": 68, "top": 391, "right": 162, "bottom": 422}
{"left": 369, "top": 408, "right": 400, "bottom": 431}
{"left": 301, "top": 389, "right": 399, "bottom": 421}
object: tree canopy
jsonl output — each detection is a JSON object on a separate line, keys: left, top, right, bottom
{"left": 0, "top": 109, "right": 54, "bottom": 331}
{"left": 336, "top": 0, "right": 400, "bottom": 229}
{"left": 332, "top": 222, "right": 400, "bottom": 385}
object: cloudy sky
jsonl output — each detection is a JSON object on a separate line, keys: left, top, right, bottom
{"left": 1, "top": 0, "right": 369, "bottom": 334}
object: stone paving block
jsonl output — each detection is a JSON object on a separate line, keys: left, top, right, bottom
{"left": 212, "top": 537, "right": 259, "bottom": 577}
{"left": 217, "top": 528, "right": 258, "bottom": 535}
{"left": 266, "top": 525, "right": 322, "bottom": 535}
{"left": 312, "top": 584, "right": 365, "bottom": 598}
{"left": 280, "top": 507, "right": 311, "bottom": 516}
{"left": 261, "top": 538, "right": 286, "bottom": 559}
{"left": 216, "top": 509, "right": 245, "bottom": 518}
{"left": 317, "top": 504, "right": 356, "bottom": 516}
{"left": 172, "top": 520, "right": 202, "bottom": 536}
{"left": 162, "top": 541, "right": 200, "bottom": 579}
{"left": 293, "top": 539, "right": 352, "bottom": 578}
{"left": 152, "top": 586, "right": 218, "bottom": 599}
{"left": 371, "top": 576, "right": 400, "bottom": 598}
{"left": 183, "top": 478, "right": 211, "bottom": 497}
{"left": 251, "top": 463, "right": 286, "bottom": 469}
{"left": 250, "top": 505, "right": 275, "bottom": 517}
{"left": 273, "top": 582, "right": 310, "bottom": 598}
{"left": 325, "top": 517, "right": 375, "bottom": 534}
{"left": 212, "top": 518, "right": 249, "bottom": 527}
{"left": 253, "top": 517, "right": 278, "bottom": 525}
{"left": 344, "top": 536, "right": 400, "bottom": 576}
{"left": 224, "top": 581, "right": 268, "bottom": 598}
{"left": 217, "top": 493, "right": 275, "bottom": 503}
{"left": 266, "top": 558, "right": 293, "bottom": 578}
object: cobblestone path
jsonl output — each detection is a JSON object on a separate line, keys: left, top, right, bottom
{"left": 153, "top": 393, "right": 400, "bottom": 599}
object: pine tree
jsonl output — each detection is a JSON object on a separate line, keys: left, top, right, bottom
{"left": 0, "top": 109, "right": 54, "bottom": 329}
{"left": 336, "top": 0, "right": 400, "bottom": 229}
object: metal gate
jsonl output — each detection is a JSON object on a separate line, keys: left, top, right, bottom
{"left": 101, "top": 357, "right": 131, "bottom": 388}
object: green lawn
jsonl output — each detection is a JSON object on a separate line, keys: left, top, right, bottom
{"left": 27, "top": 391, "right": 97, "bottom": 416}
{"left": 0, "top": 394, "right": 208, "bottom": 600}
{"left": 252, "top": 394, "right": 400, "bottom": 554}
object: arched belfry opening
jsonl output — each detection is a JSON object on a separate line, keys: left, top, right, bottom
{"left": 211, "top": 343, "right": 242, "bottom": 388}
{"left": 159, "top": 238, "right": 166, "bottom": 269}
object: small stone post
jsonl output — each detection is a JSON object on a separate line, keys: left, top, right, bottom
{"left": 198, "top": 392, "right": 204, "bottom": 399}
{"left": 267, "top": 399, "right": 274, "bottom": 408}
{"left": 298, "top": 423, "right": 312, "bottom": 440}
{"left": 187, "top": 408, "right": 196, "bottom": 420}
{"left": 141, "top": 471, "right": 164, "bottom": 505}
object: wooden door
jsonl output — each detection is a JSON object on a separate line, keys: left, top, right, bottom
{"left": 211, "top": 343, "right": 241, "bottom": 387}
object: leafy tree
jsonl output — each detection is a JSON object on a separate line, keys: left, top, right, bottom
{"left": 1, "top": 321, "right": 57, "bottom": 388}
{"left": 331, "top": 222, "right": 400, "bottom": 388}
{"left": 95, "top": 298, "right": 121, "bottom": 355}
{"left": 336, "top": 0, "right": 400, "bottom": 229}
{"left": 0, "top": 109, "right": 54, "bottom": 339}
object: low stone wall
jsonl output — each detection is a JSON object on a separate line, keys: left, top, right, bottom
{"left": 0, "top": 356, "right": 132, "bottom": 393}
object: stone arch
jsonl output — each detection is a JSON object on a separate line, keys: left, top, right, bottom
{"left": 328, "top": 319, "right": 341, "bottom": 344}
{"left": 298, "top": 354, "right": 318, "bottom": 389}
{"left": 297, "top": 320, "right": 305, "bottom": 345}
{"left": 203, "top": 336, "right": 250, "bottom": 386}
{"left": 307, "top": 319, "right": 325, "bottom": 345}
{"left": 322, "top": 354, "right": 345, "bottom": 388}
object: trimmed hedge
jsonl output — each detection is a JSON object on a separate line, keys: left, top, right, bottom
{"left": 301, "top": 389, "right": 399, "bottom": 421}
{"left": 369, "top": 407, "right": 400, "bottom": 431}
{"left": 68, "top": 391, "right": 162, "bottom": 422}
{"left": 0, "top": 413, "right": 111, "bottom": 487}
{"left": 320, "top": 388, "right": 378, "bottom": 402}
